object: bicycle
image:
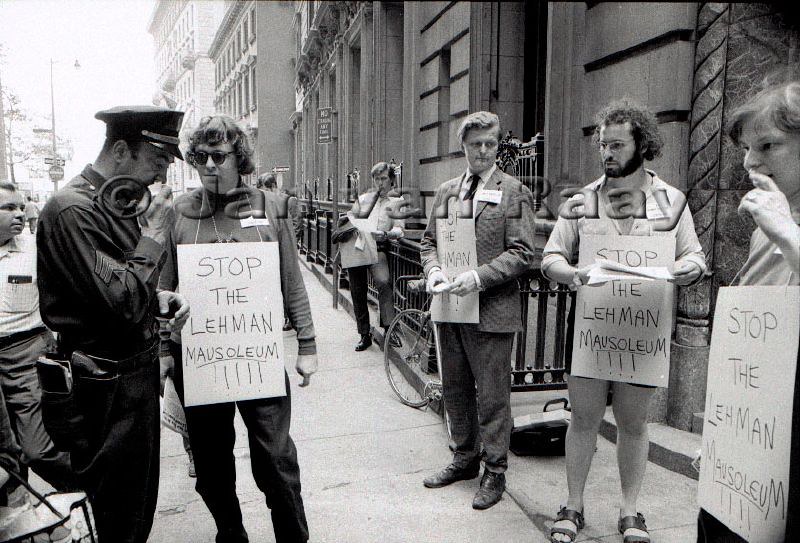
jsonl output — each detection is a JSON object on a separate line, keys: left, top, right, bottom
{"left": 383, "top": 275, "right": 453, "bottom": 445}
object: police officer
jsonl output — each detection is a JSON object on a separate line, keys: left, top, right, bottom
{"left": 36, "top": 106, "right": 190, "bottom": 543}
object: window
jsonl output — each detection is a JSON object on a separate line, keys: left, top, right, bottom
{"left": 250, "top": 65, "right": 257, "bottom": 110}
{"left": 243, "top": 21, "right": 248, "bottom": 47}
{"left": 243, "top": 72, "right": 250, "bottom": 111}
{"left": 436, "top": 47, "right": 451, "bottom": 157}
{"left": 250, "top": 7, "right": 256, "bottom": 38}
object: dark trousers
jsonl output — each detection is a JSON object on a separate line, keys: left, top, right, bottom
{"left": 172, "top": 343, "right": 309, "bottom": 543}
{"left": 348, "top": 252, "right": 394, "bottom": 336}
{"left": 0, "top": 331, "right": 74, "bottom": 491}
{"left": 438, "top": 324, "right": 514, "bottom": 473}
{"left": 70, "top": 352, "right": 161, "bottom": 543}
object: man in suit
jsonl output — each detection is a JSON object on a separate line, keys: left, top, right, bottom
{"left": 420, "top": 111, "right": 537, "bottom": 509}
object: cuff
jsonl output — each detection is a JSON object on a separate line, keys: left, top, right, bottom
{"left": 471, "top": 270, "right": 482, "bottom": 290}
{"left": 428, "top": 266, "right": 442, "bottom": 278}
{"left": 298, "top": 338, "right": 317, "bottom": 355}
{"left": 137, "top": 235, "right": 167, "bottom": 267}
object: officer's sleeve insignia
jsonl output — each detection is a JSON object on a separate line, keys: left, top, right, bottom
{"left": 94, "top": 251, "right": 124, "bottom": 285}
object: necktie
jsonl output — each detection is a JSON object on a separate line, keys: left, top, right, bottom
{"left": 464, "top": 174, "right": 481, "bottom": 201}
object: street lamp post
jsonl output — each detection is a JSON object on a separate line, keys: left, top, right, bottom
{"left": 48, "top": 58, "right": 80, "bottom": 192}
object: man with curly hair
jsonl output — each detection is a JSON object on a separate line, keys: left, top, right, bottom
{"left": 542, "top": 101, "right": 706, "bottom": 543}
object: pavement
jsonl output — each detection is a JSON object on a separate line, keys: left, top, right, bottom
{"left": 19, "top": 250, "right": 701, "bottom": 542}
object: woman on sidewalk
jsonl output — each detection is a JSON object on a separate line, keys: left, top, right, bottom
{"left": 160, "top": 115, "right": 318, "bottom": 543}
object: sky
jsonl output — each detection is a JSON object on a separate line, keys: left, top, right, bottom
{"left": 0, "top": 0, "right": 158, "bottom": 187}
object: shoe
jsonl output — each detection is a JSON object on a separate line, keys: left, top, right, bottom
{"left": 618, "top": 512, "right": 650, "bottom": 543}
{"left": 355, "top": 334, "right": 372, "bottom": 351}
{"left": 472, "top": 470, "right": 505, "bottom": 510}
{"left": 423, "top": 460, "right": 480, "bottom": 488}
{"left": 215, "top": 525, "right": 249, "bottom": 543}
{"left": 549, "top": 507, "right": 584, "bottom": 542}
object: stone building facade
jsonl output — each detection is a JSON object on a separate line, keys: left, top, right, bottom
{"left": 544, "top": 2, "right": 800, "bottom": 430}
{"left": 290, "top": 1, "right": 799, "bottom": 432}
{"left": 148, "top": 0, "right": 225, "bottom": 194}
{"left": 209, "top": 0, "right": 295, "bottom": 186}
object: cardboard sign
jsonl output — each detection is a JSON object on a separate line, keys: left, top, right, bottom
{"left": 178, "top": 242, "right": 286, "bottom": 406}
{"left": 571, "top": 235, "right": 676, "bottom": 386}
{"left": 430, "top": 201, "right": 479, "bottom": 323}
{"left": 160, "top": 376, "right": 188, "bottom": 437}
{"left": 698, "top": 286, "right": 800, "bottom": 543}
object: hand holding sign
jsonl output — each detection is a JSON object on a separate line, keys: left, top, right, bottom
{"left": 157, "top": 290, "right": 190, "bottom": 331}
{"left": 448, "top": 270, "right": 479, "bottom": 296}
{"left": 427, "top": 269, "right": 450, "bottom": 293}
{"left": 671, "top": 260, "right": 702, "bottom": 286}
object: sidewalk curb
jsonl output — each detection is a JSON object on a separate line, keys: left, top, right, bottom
{"left": 599, "top": 410, "right": 699, "bottom": 481}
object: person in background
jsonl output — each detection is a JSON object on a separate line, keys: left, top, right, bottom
{"left": 0, "top": 181, "right": 75, "bottom": 496}
{"left": 161, "top": 115, "right": 317, "bottom": 543}
{"left": 696, "top": 77, "right": 799, "bottom": 543}
{"left": 543, "top": 101, "right": 705, "bottom": 543}
{"left": 336, "top": 162, "right": 404, "bottom": 351}
{"left": 23, "top": 197, "right": 39, "bottom": 235}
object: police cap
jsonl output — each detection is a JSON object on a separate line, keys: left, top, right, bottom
{"left": 95, "top": 105, "right": 185, "bottom": 160}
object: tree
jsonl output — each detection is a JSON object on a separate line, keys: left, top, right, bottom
{"left": 2, "top": 87, "right": 73, "bottom": 185}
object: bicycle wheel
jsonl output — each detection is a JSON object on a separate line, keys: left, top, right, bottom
{"left": 384, "top": 309, "right": 436, "bottom": 407}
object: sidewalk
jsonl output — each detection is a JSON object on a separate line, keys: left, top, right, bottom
{"left": 287, "top": 258, "right": 701, "bottom": 542}
{"left": 150, "top": 260, "right": 539, "bottom": 542}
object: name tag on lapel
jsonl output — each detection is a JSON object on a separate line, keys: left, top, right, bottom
{"left": 240, "top": 217, "right": 269, "bottom": 228}
{"left": 477, "top": 190, "right": 502, "bottom": 204}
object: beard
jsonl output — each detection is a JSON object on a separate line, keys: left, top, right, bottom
{"left": 604, "top": 151, "right": 643, "bottom": 178}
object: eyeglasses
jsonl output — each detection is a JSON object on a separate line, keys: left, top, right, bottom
{"left": 596, "top": 141, "right": 632, "bottom": 153}
{"left": 189, "top": 151, "right": 235, "bottom": 166}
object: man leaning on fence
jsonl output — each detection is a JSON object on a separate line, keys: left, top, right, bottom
{"left": 420, "top": 111, "right": 537, "bottom": 510}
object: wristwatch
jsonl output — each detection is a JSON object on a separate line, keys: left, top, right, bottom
{"left": 572, "top": 269, "right": 584, "bottom": 287}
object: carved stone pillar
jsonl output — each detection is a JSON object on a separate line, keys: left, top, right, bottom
{"left": 670, "top": 3, "right": 800, "bottom": 431}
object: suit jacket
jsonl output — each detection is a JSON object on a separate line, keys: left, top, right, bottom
{"left": 420, "top": 168, "right": 537, "bottom": 333}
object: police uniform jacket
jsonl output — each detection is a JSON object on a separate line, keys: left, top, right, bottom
{"left": 37, "top": 165, "right": 166, "bottom": 359}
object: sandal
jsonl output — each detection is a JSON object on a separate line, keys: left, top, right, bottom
{"left": 618, "top": 513, "right": 650, "bottom": 543}
{"left": 549, "top": 506, "right": 584, "bottom": 543}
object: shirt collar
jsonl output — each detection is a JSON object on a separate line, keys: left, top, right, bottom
{"left": 464, "top": 164, "right": 497, "bottom": 186}
{"left": 0, "top": 236, "right": 22, "bottom": 258}
{"left": 81, "top": 164, "right": 107, "bottom": 191}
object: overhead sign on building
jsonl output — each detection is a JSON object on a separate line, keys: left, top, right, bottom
{"left": 272, "top": 166, "right": 290, "bottom": 173}
{"left": 317, "top": 107, "right": 332, "bottom": 144}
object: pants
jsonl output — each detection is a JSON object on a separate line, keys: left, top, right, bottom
{"left": 0, "top": 331, "right": 74, "bottom": 491}
{"left": 348, "top": 251, "right": 394, "bottom": 336}
{"left": 438, "top": 324, "right": 514, "bottom": 473}
{"left": 70, "top": 350, "right": 161, "bottom": 543}
{"left": 172, "top": 342, "right": 309, "bottom": 543}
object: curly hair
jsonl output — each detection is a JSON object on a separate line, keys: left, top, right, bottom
{"left": 728, "top": 79, "right": 800, "bottom": 145}
{"left": 187, "top": 115, "right": 255, "bottom": 175}
{"left": 593, "top": 100, "right": 663, "bottom": 161}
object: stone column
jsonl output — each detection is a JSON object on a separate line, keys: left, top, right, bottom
{"left": 671, "top": 3, "right": 800, "bottom": 431}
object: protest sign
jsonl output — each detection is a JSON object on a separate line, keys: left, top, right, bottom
{"left": 571, "top": 235, "right": 675, "bottom": 386}
{"left": 178, "top": 242, "right": 286, "bottom": 406}
{"left": 430, "top": 201, "right": 479, "bottom": 323}
{"left": 160, "top": 376, "right": 188, "bottom": 437}
{"left": 698, "top": 286, "right": 799, "bottom": 543}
